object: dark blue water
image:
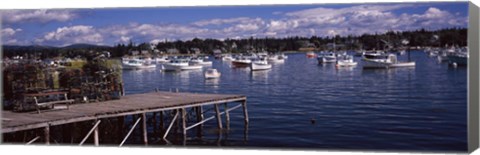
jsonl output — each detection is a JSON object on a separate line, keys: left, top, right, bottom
{"left": 122, "top": 51, "right": 467, "bottom": 152}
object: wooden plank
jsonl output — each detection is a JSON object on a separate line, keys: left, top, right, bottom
{"left": 2, "top": 92, "right": 246, "bottom": 133}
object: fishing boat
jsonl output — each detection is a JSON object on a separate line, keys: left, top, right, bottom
{"left": 189, "top": 57, "right": 213, "bottom": 65}
{"left": 154, "top": 56, "right": 169, "bottom": 63}
{"left": 267, "top": 54, "right": 286, "bottom": 63}
{"left": 222, "top": 54, "right": 235, "bottom": 61}
{"left": 363, "top": 53, "right": 415, "bottom": 69}
{"left": 306, "top": 52, "right": 316, "bottom": 58}
{"left": 250, "top": 58, "right": 272, "bottom": 71}
{"left": 122, "top": 59, "right": 156, "bottom": 69}
{"left": 447, "top": 49, "right": 468, "bottom": 66}
{"left": 336, "top": 55, "right": 357, "bottom": 67}
{"left": 162, "top": 59, "right": 202, "bottom": 71}
{"left": 231, "top": 57, "right": 252, "bottom": 67}
{"left": 204, "top": 69, "right": 221, "bottom": 79}
{"left": 317, "top": 52, "right": 337, "bottom": 64}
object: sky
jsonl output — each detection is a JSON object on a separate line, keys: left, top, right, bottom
{"left": 0, "top": 2, "right": 469, "bottom": 47}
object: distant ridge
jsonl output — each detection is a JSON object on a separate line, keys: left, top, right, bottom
{"left": 62, "top": 43, "right": 111, "bottom": 49}
{"left": 2, "top": 43, "right": 112, "bottom": 50}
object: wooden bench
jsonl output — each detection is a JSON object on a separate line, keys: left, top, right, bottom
{"left": 24, "top": 91, "right": 75, "bottom": 114}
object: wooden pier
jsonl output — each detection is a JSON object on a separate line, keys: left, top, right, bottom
{"left": 1, "top": 91, "right": 248, "bottom": 146}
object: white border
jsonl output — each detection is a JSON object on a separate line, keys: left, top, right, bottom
{"left": 0, "top": 0, "right": 478, "bottom": 155}
{"left": 0, "top": 0, "right": 472, "bottom": 9}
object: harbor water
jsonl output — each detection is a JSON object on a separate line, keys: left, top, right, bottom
{"left": 122, "top": 51, "right": 467, "bottom": 151}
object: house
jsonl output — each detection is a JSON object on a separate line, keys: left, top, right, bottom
{"left": 190, "top": 48, "right": 201, "bottom": 54}
{"left": 167, "top": 48, "right": 179, "bottom": 54}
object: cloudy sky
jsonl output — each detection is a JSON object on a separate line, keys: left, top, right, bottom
{"left": 1, "top": 2, "right": 468, "bottom": 46}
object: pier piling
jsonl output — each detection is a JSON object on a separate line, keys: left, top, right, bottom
{"left": 214, "top": 104, "right": 223, "bottom": 129}
{"left": 141, "top": 113, "right": 148, "bottom": 145}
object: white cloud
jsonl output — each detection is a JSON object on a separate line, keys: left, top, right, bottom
{"left": 192, "top": 17, "right": 264, "bottom": 27}
{"left": 13, "top": 4, "right": 467, "bottom": 46}
{"left": 1, "top": 28, "right": 23, "bottom": 45}
{"left": 36, "top": 25, "right": 103, "bottom": 46}
{"left": 1, "top": 9, "right": 77, "bottom": 24}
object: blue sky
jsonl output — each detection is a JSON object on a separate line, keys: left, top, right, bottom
{"left": 1, "top": 2, "right": 469, "bottom": 46}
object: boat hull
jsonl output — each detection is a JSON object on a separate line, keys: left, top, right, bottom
{"left": 250, "top": 63, "right": 272, "bottom": 71}
{"left": 232, "top": 61, "right": 251, "bottom": 67}
{"left": 162, "top": 64, "right": 202, "bottom": 71}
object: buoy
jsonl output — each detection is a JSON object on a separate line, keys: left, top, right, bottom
{"left": 310, "top": 118, "right": 316, "bottom": 124}
{"left": 452, "top": 62, "right": 458, "bottom": 68}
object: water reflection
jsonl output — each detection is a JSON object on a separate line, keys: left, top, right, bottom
{"left": 250, "top": 70, "right": 270, "bottom": 81}
{"left": 205, "top": 78, "right": 220, "bottom": 88}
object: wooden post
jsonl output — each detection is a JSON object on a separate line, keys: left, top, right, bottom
{"left": 214, "top": 104, "right": 223, "bottom": 129}
{"left": 93, "top": 124, "right": 99, "bottom": 146}
{"left": 224, "top": 103, "right": 230, "bottom": 129}
{"left": 181, "top": 108, "right": 187, "bottom": 145}
{"left": 117, "top": 116, "right": 125, "bottom": 144}
{"left": 141, "top": 113, "right": 148, "bottom": 145}
{"left": 71, "top": 123, "right": 77, "bottom": 144}
{"left": 159, "top": 111, "right": 164, "bottom": 132}
{"left": 44, "top": 125, "right": 50, "bottom": 145}
{"left": 196, "top": 106, "right": 204, "bottom": 138}
{"left": 242, "top": 100, "right": 249, "bottom": 125}
{"left": 152, "top": 112, "right": 157, "bottom": 138}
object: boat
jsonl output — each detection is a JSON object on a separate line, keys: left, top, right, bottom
{"left": 204, "top": 69, "right": 221, "bottom": 79}
{"left": 154, "top": 56, "right": 169, "bottom": 63}
{"left": 306, "top": 52, "right": 316, "bottom": 58}
{"left": 189, "top": 57, "right": 213, "bottom": 65}
{"left": 317, "top": 52, "right": 337, "bottom": 64}
{"left": 231, "top": 57, "right": 252, "bottom": 67}
{"left": 447, "top": 49, "right": 468, "bottom": 66}
{"left": 162, "top": 59, "right": 203, "bottom": 71}
{"left": 267, "top": 54, "right": 286, "bottom": 63}
{"left": 250, "top": 58, "right": 272, "bottom": 71}
{"left": 222, "top": 54, "right": 235, "bottom": 61}
{"left": 336, "top": 55, "right": 357, "bottom": 67}
{"left": 363, "top": 53, "right": 415, "bottom": 69}
{"left": 122, "top": 59, "right": 156, "bottom": 69}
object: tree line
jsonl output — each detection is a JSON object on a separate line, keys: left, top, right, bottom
{"left": 2, "top": 27, "right": 467, "bottom": 59}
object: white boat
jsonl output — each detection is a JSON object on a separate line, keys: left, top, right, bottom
{"left": 447, "top": 49, "right": 468, "bottom": 66}
{"left": 162, "top": 59, "right": 203, "bottom": 71}
{"left": 267, "top": 54, "right": 286, "bottom": 63}
{"left": 317, "top": 52, "right": 337, "bottom": 64}
{"left": 222, "top": 55, "right": 234, "bottom": 61}
{"left": 204, "top": 69, "right": 221, "bottom": 79}
{"left": 306, "top": 52, "right": 316, "bottom": 58}
{"left": 122, "top": 59, "right": 156, "bottom": 69}
{"left": 363, "top": 53, "right": 415, "bottom": 69}
{"left": 189, "top": 57, "right": 213, "bottom": 65}
{"left": 154, "top": 56, "right": 169, "bottom": 63}
{"left": 231, "top": 57, "right": 252, "bottom": 67}
{"left": 336, "top": 55, "right": 357, "bottom": 67}
{"left": 250, "top": 58, "right": 272, "bottom": 71}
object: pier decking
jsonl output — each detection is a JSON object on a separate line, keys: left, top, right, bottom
{"left": 2, "top": 91, "right": 248, "bottom": 145}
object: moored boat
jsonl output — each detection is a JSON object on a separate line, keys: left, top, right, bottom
{"left": 162, "top": 59, "right": 203, "bottom": 71}
{"left": 363, "top": 53, "right": 415, "bottom": 69}
{"left": 250, "top": 58, "right": 272, "bottom": 71}
{"left": 189, "top": 57, "right": 213, "bottom": 65}
{"left": 306, "top": 52, "right": 316, "bottom": 58}
{"left": 122, "top": 59, "right": 156, "bottom": 69}
{"left": 267, "top": 54, "right": 286, "bottom": 63}
{"left": 204, "top": 69, "right": 221, "bottom": 79}
{"left": 231, "top": 57, "right": 252, "bottom": 67}
{"left": 336, "top": 55, "right": 357, "bottom": 67}
{"left": 317, "top": 52, "right": 337, "bottom": 64}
